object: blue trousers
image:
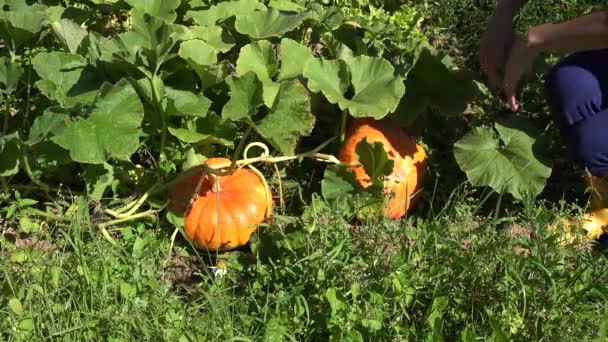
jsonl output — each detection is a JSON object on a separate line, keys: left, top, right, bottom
{"left": 545, "top": 49, "right": 608, "bottom": 177}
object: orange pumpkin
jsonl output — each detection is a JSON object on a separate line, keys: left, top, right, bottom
{"left": 169, "top": 157, "right": 272, "bottom": 251}
{"left": 338, "top": 117, "right": 427, "bottom": 219}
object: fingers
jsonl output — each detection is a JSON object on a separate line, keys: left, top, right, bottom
{"left": 480, "top": 49, "right": 503, "bottom": 89}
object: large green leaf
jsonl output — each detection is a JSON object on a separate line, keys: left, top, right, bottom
{"left": 32, "top": 52, "right": 103, "bottom": 108}
{"left": 395, "top": 42, "right": 482, "bottom": 125}
{"left": 178, "top": 39, "right": 217, "bottom": 67}
{"left": 236, "top": 40, "right": 280, "bottom": 106}
{"left": 321, "top": 164, "right": 360, "bottom": 201}
{"left": 234, "top": 8, "right": 307, "bottom": 39}
{"left": 277, "top": 38, "right": 313, "bottom": 81}
{"left": 186, "top": 0, "right": 266, "bottom": 26}
{"left": 168, "top": 113, "right": 236, "bottom": 146}
{"left": 234, "top": 39, "right": 311, "bottom": 107}
{"left": 51, "top": 80, "right": 145, "bottom": 164}
{"left": 100, "top": 11, "right": 176, "bottom": 73}
{"left": 173, "top": 25, "right": 235, "bottom": 53}
{"left": 85, "top": 163, "right": 115, "bottom": 202}
{"left": 51, "top": 18, "right": 88, "bottom": 54}
{"left": 125, "top": 0, "right": 181, "bottom": 23}
{"left": 0, "top": 57, "right": 24, "bottom": 93}
{"left": 221, "top": 72, "right": 264, "bottom": 121}
{"left": 303, "top": 55, "right": 405, "bottom": 118}
{"left": 355, "top": 139, "right": 394, "bottom": 182}
{"left": 256, "top": 80, "right": 315, "bottom": 155}
{"left": 0, "top": 133, "right": 21, "bottom": 177}
{"left": 222, "top": 75, "right": 313, "bottom": 155}
{"left": 25, "top": 107, "right": 68, "bottom": 146}
{"left": 0, "top": 6, "right": 47, "bottom": 53}
{"left": 164, "top": 87, "right": 211, "bottom": 117}
{"left": 453, "top": 118, "right": 552, "bottom": 201}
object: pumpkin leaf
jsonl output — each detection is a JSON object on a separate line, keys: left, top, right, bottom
{"left": 164, "top": 86, "right": 211, "bottom": 117}
{"left": 277, "top": 38, "right": 313, "bottom": 81}
{"left": 85, "top": 162, "right": 115, "bottom": 201}
{"left": 395, "top": 42, "right": 482, "bottom": 125}
{"left": 256, "top": 79, "right": 314, "bottom": 155}
{"left": 221, "top": 72, "right": 264, "bottom": 121}
{"left": 321, "top": 164, "right": 360, "bottom": 200}
{"left": 236, "top": 40, "right": 280, "bottom": 106}
{"left": 32, "top": 51, "right": 103, "bottom": 108}
{"left": 51, "top": 18, "right": 88, "bottom": 54}
{"left": 234, "top": 8, "right": 308, "bottom": 39}
{"left": 268, "top": 0, "right": 305, "bottom": 11}
{"left": 178, "top": 25, "right": 235, "bottom": 53}
{"left": 169, "top": 113, "right": 236, "bottom": 146}
{"left": 0, "top": 5, "right": 47, "bottom": 53}
{"left": 124, "top": 0, "right": 181, "bottom": 23}
{"left": 355, "top": 138, "right": 394, "bottom": 182}
{"left": 51, "top": 79, "right": 144, "bottom": 164}
{"left": 0, "top": 132, "right": 21, "bottom": 177}
{"left": 304, "top": 55, "right": 405, "bottom": 119}
{"left": 453, "top": 118, "right": 552, "bottom": 201}
{"left": 186, "top": 0, "right": 266, "bottom": 26}
{"left": 25, "top": 107, "right": 69, "bottom": 146}
{"left": 101, "top": 11, "right": 175, "bottom": 73}
{"left": 0, "top": 56, "right": 24, "bottom": 93}
{"left": 178, "top": 39, "right": 217, "bottom": 67}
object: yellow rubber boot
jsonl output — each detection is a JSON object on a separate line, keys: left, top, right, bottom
{"left": 579, "top": 172, "right": 608, "bottom": 240}
{"left": 555, "top": 171, "right": 608, "bottom": 242}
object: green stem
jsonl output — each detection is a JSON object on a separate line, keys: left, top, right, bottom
{"left": 150, "top": 75, "right": 167, "bottom": 163}
{"left": 3, "top": 94, "right": 10, "bottom": 135}
{"left": 340, "top": 108, "right": 348, "bottom": 143}
{"left": 20, "top": 152, "right": 52, "bottom": 193}
{"left": 0, "top": 178, "right": 9, "bottom": 199}
{"left": 98, "top": 210, "right": 158, "bottom": 245}
{"left": 103, "top": 182, "right": 159, "bottom": 219}
{"left": 29, "top": 208, "right": 71, "bottom": 222}
{"left": 24, "top": 54, "right": 32, "bottom": 122}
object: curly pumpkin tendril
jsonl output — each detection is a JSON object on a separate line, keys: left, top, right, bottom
{"left": 97, "top": 137, "right": 359, "bottom": 247}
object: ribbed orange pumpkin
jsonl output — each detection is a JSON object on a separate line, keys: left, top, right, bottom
{"left": 338, "top": 117, "right": 427, "bottom": 219}
{"left": 169, "top": 158, "right": 272, "bottom": 251}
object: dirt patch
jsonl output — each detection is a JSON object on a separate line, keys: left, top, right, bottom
{"left": 1, "top": 223, "right": 55, "bottom": 254}
{"left": 502, "top": 223, "right": 533, "bottom": 257}
{"left": 160, "top": 251, "right": 206, "bottom": 294}
{"left": 503, "top": 223, "right": 532, "bottom": 240}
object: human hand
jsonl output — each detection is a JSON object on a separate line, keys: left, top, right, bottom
{"left": 479, "top": 10, "right": 515, "bottom": 88}
{"left": 503, "top": 32, "right": 540, "bottom": 111}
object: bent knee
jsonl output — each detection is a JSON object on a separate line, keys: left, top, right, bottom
{"left": 568, "top": 112, "right": 608, "bottom": 176}
{"left": 544, "top": 62, "right": 604, "bottom": 127}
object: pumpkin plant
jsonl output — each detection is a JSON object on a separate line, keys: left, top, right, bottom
{"left": 337, "top": 117, "right": 427, "bottom": 219}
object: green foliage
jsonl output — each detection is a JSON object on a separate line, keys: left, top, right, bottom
{"left": 454, "top": 118, "right": 553, "bottom": 201}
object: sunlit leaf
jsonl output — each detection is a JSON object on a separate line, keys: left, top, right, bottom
{"left": 51, "top": 18, "right": 88, "bottom": 54}
{"left": 51, "top": 79, "right": 144, "bottom": 164}
{"left": 32, "top": 51, "right": 103, "bottom": 108}
{"left": 0, "top": 56, "right": 24, "bottom": 93}
{"left": 454, "top": 118, "right": 552, "bottom": 201}
{"left": 256, "top": 80, "right": 314, "bottom": 155}
{"left": 304, "top": 55, "right": 405, "bottom": 118}
{"left": 234, "top": 8, "right": 307, "bottom": 39}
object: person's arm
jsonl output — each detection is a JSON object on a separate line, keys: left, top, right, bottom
{"left": 528, "top": 9, "right": 608, "bottom": 54}
{"left": 496, "top": 0, "right": 528, "bottom": 19}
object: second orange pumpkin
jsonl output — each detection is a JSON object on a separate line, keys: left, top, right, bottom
{"left": 338, "top": 117, "right": 427, "bottom": 219}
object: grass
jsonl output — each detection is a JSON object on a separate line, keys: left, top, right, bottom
{"left": 3, "top": 0, "right": 608, "bottom": 340}
{"left": 2, "top": 183, "right": 608, "bottom": 340}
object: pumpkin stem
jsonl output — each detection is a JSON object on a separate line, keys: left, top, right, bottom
{"left": 208, "top": 172, "right": 218, "bottom": 192}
